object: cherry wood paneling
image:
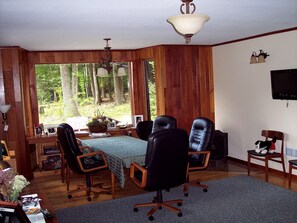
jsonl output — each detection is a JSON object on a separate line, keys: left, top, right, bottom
{"left": 135, "top": 45, "right": 214, "bottom": 132}
{"left": 0, "top": 47, "right": 32, "bottom": 179}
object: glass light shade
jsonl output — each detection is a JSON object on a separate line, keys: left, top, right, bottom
{"left": 97, "top": 67, "right": 109, "bottom": 77}
{"left": 117, "top": 67, "right": 127, "bottom": 77}
{"left": 0, "top": 104, "right": 11, "bottom": 114}
{"left": 167, "top": 14, "right": 209, "bottom": 36}
{"left": 258, "top": 55, "right": 266, "bottom": 63}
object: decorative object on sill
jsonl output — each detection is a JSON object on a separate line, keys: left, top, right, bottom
{"left": 0, "top": 104, "right": 11, "bottom": 143}
{"left": 34, "top": 123, "right": 44, "bottom": 136}
{"left": 99, "top": 38, "right": 113, "bottom": 74}
{"left": 250, "top": 49, "right": 269, "bottom": 64}
{"left": 167, "top": 0, "right": 210, "bottom": 44}
{"left": 86, "top": 109, "right": 110, "bottom": 133}
{"left": 0, "top": 163, "right": 30, "bottom": 202}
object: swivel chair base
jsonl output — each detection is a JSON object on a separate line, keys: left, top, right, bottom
{"left": 133, "top": 190, "right": 183, "bottom": 221}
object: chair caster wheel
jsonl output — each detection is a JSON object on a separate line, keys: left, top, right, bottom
{"left": 178, "top": 212, "right": 182, "bottom": 217}
{"left": 133, "top": 208, "right": 138, "bottom": 212}
{"left": 203, "top": 188, "right": 208, "bottom": 193}
{"left": 68, "top": 194, "right": 72, "bottom": 199}
{"left": 184, "top": 193, "right": 188, "bottom": 197}
{"left": 87, "top": 197, "right": 92, "bottom": 201}
{"left": 148, "top": 216, "right": 154, "bottom": 221}
{"left": 177, "top": 202, "right": 182, "bottom": 207}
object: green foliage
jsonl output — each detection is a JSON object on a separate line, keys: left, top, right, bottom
{"left": 35, "top": 64, "right": 61, "bottom": 103}
{"left": 36, "top": 62, "right": 133, "bottom": 126}
{"left": 148, "top": 80, "right": 157, "bottom": 120}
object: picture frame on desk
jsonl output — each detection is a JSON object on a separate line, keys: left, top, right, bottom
{"left": 108, "top": 122, "right": 117, "bottom": 130}
{"left": 133, "top": 115, "right": 143, "bottom": 127}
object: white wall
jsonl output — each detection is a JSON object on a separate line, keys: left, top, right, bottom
{"left": 213, "top": 30, "right": 297, "bottom": 172}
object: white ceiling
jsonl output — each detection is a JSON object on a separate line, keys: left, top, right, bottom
{"left": 0, "top": 0, "right": 297, "bottom": 51}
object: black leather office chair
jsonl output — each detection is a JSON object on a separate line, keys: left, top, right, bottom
{"left": 151, "top": 115, "right": 177, "bottom": 133}
{"left": 136, "top": 120, "right": 153, "bottom": 140}
{"left": 130, "top": 128, "right": 189, "bottom": 221}
{"left": 57, "top": 123, "right": 114, "bottom": 201}
{"left": 183, "top": 117, "right": 214, "bottom": 196}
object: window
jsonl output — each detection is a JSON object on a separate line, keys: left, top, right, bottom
{"left": 35, "top": 62, "right": 132, "bottom": 129}
{"left": 144, "top": 60, "right": 157, "bottom": 120}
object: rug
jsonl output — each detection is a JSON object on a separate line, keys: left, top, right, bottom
{"left": 56, "top": 175, "right": 297, "bottom": 223}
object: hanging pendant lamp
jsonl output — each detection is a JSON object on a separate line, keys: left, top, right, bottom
{"left": 167, "top": 0, "right": 210, "bottom": 44}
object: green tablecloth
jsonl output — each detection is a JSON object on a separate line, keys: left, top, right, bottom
{"left": 81, "top": 136, "right": 147, "bottom": 188}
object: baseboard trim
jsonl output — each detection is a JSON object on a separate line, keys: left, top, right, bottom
{"left": 226, "top": 156, "right": 292, "bottom": 177}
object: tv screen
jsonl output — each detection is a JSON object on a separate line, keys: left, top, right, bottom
{"left": 270, "top": 68, "right": 297, "bottom": 100}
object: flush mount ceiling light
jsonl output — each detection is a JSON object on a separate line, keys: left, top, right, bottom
{"left": 167, "top": 0, "right": 210, "bottom": 44}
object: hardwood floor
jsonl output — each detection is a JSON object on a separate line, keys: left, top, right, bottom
{"left": 23, "top": 159, "right": 297, "bottom": 212}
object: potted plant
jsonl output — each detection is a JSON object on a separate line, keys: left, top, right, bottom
{"left": 86, "top": 109, "right": 110, "bottom": 133}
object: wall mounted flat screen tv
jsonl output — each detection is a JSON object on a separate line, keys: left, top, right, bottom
{"left": 270, "top": 68, "right": 297, "bottom": 100}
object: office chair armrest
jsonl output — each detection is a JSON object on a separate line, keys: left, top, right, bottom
{"left": 76, "top": 151, "right": 108, "bottom": 172}
{"left": 129, "top": 162, "right": 147, "bottom": 188}
{"left": 188, "top": 150, "right": 211, "bottom": 170}
{"left": 76, "top": 138, "right": 93, "bottom": 152}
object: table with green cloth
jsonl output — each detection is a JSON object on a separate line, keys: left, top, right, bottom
{"left": 81, "top": 136, "right": 147, "bottom": 188}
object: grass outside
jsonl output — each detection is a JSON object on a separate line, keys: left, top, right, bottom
{"left": 39, "top": 100, "right": 132, "bottom": 128}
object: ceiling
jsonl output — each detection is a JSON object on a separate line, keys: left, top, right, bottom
{"left": 0, "top": 0, "right": 297, "bottom": 51}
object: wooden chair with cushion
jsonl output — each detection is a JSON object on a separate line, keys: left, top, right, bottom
{"left": 247, "top": 130, "right": 286, "bottom": 182}
{"left": 183, "top": 117, "right": 214, "bottom": 196}
{"left": 288, "top": 159, "right": 297, "bottom": 188}
{"left": 57, "top": 123, "right": 114, "bottom": 201}
{"left": 130, "top": 128, "right": 189, "bottom": 221}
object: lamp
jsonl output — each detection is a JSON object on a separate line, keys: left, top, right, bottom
{"left": 167, "top": 0, "right": 210, "bottom": 44}
{"left": 250, "top": 50, "right": 269, "bottom": 64}
{"left": 0, "top": 104, "right": 11, "bottom": 122}
{"left": 250, "top": 52, "right": 258, "bottom": 64}
{"left": 0, "top": 104, "right": 11, "bottom": 143}
{"left": 258, "top": 50, "right": 269, "bottom": 63}
{"left": 100, "top": 38, "right": 112, "bottom": 74}
{"left": 97, "top": 67, "right": 109, "bottom": 77}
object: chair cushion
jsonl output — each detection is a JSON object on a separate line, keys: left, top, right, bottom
{"left": 188, "top": 155, "right": 204, "bottom": 168}
{"left": 82, "top": 156, "right": 106, "bottom": 170}
{"left": 289, "top": 159, "right": 297, "bottom": 166}
{"left": 247, "top": 149, "right": 281, "bottom": 157}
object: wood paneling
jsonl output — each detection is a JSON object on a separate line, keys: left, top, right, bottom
{"left": 0, "top": 47, "right": 32, "bottom": 179}
{"left": 134, "top": 45, "right": 214, "bottom": 132}
{"left": 0, "top": 44, "right": 214, "bottom": 179}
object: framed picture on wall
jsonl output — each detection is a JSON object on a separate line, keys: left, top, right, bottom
{"left": 133, "top": 115, "right": 143, "bottom": 127}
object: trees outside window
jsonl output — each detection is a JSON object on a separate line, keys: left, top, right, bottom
{"left": 144, "top": 60, "right": 157, "bottom": 120}
{"left": 35, "top": 62, "right": 131, "bottom": 129}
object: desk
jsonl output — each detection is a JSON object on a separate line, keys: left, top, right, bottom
{"left": 81, "top": 136, "right": 147, "bottom": 188}
{"left": 26, "top": 128, "right": 137, "bottom": 174}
